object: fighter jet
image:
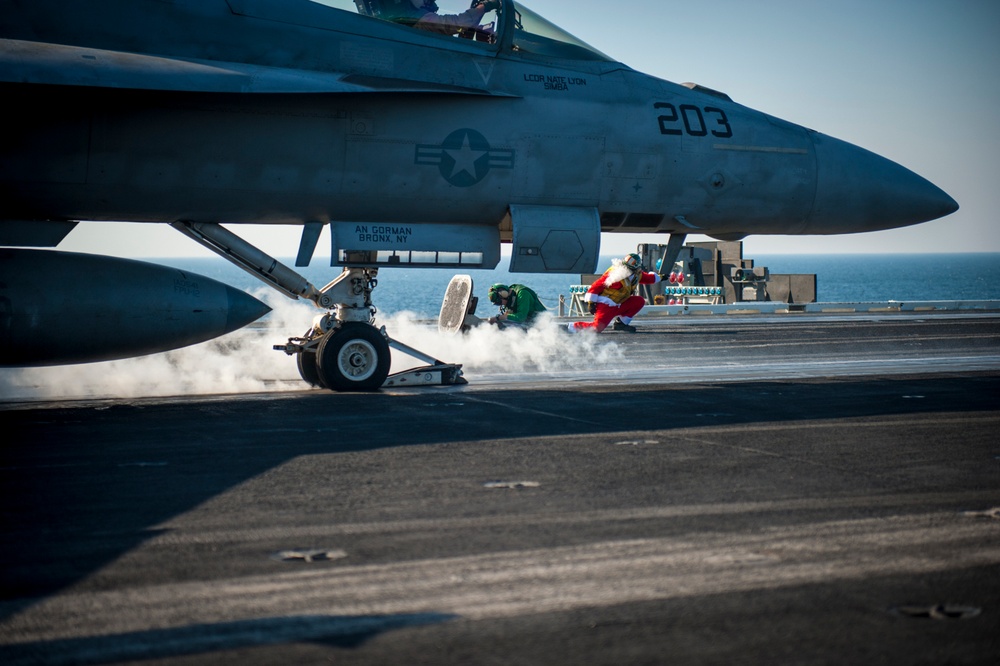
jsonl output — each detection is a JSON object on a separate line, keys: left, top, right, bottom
{"left": 0, "top": 0, "right": 958, "bottom": 390}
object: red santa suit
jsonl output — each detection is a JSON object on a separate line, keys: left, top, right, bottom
{"left": 569, "top": 260, "right": 661, "bottom": 333}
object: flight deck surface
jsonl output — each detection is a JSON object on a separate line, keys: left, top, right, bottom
{"left": 2, "top": 312, "right": 999, "bottom": 664}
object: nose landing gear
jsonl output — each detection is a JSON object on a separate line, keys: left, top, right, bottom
{"left": 280, "top": 316, "right": 465, "bottom": 392}
{"left": 274, "top": 268, "right": 466, "bottom": 392}
{"left": 316, "top": 321, "right": 391, "bottom": 391}
{"left": 170, "top": 221, "right": 464, "bottom": 392}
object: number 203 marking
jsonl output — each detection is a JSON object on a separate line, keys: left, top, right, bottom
{"left": 655, "top": 102, "right": 733, "bottom": 138}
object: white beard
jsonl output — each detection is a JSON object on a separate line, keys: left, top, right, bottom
{"left": 605, "top": 259, "right": 634, "bottom": 285}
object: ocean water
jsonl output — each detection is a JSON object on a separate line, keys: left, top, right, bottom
{"left": 159, "top": 253, "right": 1000, "bottom": 320}
{"left": 755, "top": 254, "right": 1000, "bottom": 304}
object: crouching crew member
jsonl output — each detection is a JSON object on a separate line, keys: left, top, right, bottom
{"left": 568, "top": 253, "right": 661, "bottom": 333}
{"left": 487, "top": 283, "right": 546, "bottom": 327}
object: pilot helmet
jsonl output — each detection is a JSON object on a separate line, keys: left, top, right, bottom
{"left": 623, "top": 253, "right": 643, "bottom": 274}
{"left": 488, "top": 284, "right": 511, "bottom": 305}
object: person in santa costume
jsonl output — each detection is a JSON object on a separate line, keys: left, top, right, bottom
{"left": 568, "top": 253, "right": 662, "bottom": 333}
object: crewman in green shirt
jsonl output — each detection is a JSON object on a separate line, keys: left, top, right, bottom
{"left": 486, "top": 283, "right": 547, "bottom": 328}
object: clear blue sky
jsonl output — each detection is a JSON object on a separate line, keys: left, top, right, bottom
{"left": 58, "top": 0, "right": 999, "bottom": 257}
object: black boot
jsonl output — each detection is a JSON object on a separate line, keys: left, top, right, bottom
{"left": 612, "top": 319, "right": 636, "bottom": 333}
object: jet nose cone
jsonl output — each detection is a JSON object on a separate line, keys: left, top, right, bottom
{"left": 224, "top": 286, "right": 271, "bottom": 333}
{"left": 808, "top": 133, "right": 958, "bottom": 233}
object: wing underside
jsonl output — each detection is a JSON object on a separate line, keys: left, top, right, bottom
{"left": 0, "top": 38, "right": 504, "bottom": 96}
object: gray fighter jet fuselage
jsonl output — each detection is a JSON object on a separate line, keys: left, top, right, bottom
{"left": 0, "top": 0, "right": 958, "bottom": 386}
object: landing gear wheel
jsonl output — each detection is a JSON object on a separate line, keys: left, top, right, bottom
{"left": 296, "top": 328, "right": 326, "bottom": 388}
{"left": 296, "top": 350, "right": 325, "bottom": 388}
{"left": 316, "top": 322, "right": 391, "bottom": 391}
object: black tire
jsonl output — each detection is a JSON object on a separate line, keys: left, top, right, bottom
{"left": 296, "top": 349, "right": 325, "bottom": 388}
{"left": 316, "top": 322, "right": 390, "bottom": 391}
{"left": 295, "top": 329, "right": 325, "bottom": 388}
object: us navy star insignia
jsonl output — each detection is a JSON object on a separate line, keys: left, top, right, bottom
{"left": 416, "top": 129, "right": 514, "bottom": 187}
{"left": 445, "top": 132, "right": 487, "bottom": 180}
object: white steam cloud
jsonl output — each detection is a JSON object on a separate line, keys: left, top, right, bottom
{"left": 386, "top": 313, "right": 625, "bottom": 383}
{"left": 0, "top": 290, "right": 624, "bottom": 402}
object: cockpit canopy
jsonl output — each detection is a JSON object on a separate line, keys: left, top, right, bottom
{"left": 509, "top": 2, "right": 611, "bottom": 61}
{"left": 312, "top": 0, "right": 613, "bottom": 61}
